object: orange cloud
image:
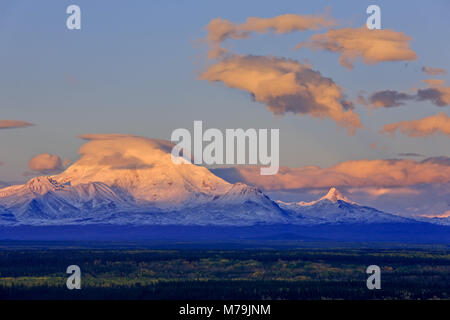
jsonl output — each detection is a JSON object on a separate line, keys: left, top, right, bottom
{"left": 348, "top": 186, "right": 421, "bottom": 197}
{"left": 422, "top": 66, "right": 446, "bottom": 76}
{"left": 297, "top": 27, "right": 417, "bottom": 69}
{"left": 80, "top": 133, "right": 138, "bottom": 141}
{"left": 200, "top": 54, "right": 361, "bottom": 135}
{"left": 219, "top": 157, "right": 450, "bottom": 190}
{"left": 380, "top": 112, "right": 450, "bottom": 137}
{"left": 29, "top": 153, "right": 64, "bottom": 174}
{"left": 0, "top": 120, "right": 34, "bottom": 129}
{"left": 420, "top": 210, "right": 450, "bottom": 218}
{"left": 55, "top": 134, "right": 229, "bottom": 205}
{"left": 206, "top": 12, "right": 335, "bottom": 58}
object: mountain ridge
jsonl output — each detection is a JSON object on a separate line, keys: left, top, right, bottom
{"left": 0, "top": 135, "right": 447, "bottom": 228}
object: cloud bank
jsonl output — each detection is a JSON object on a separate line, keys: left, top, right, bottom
{"left": 297, "top": 27, "right": 417, "bottom": 69}
{"left": 213, "top": 157, "right": 450, "bottom": 190}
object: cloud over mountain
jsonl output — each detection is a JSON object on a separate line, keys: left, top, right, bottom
{"left": 55, "top": 134, "right": 230, "bottom": 206}
{"left": 214, "top": 157, "right": 450, "bottom": 190}
{"left": 297, "top": 27, "right": 417, "bottom": 69}
{"left": 29, "top": 153, "right": 64, "bottom": 174}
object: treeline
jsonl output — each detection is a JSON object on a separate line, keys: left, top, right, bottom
{"left": 1, "top": 279, "right": 448, "bottom": 300}
{"left": 0, "top": 249, "right": 449, "bottom": 299}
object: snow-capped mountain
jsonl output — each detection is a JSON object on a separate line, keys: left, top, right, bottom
{"left": 54, "top": 136, "right": 231, "bottom": 209}
{"left": 415, "top": 216, "right": 450, "bottom": 226}
{"left": 0, "top": 134, "right": 445, "bottom": 227}
{"left": 296, "top": 187, "right": 357, "bottom": 206}
{"left": 278, "top": 187, "right": 415, "bottom": 225}
{"left": 0, "top": 135, "right": 288, "bottom": 226}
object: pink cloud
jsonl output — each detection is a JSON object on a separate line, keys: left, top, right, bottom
{"left": 200, "top": 54, "right": 361, "bottom": 135}
{"left": 29, "top": 153, "right": 64, "bottom": 174}
{"left": 380, "top": 112, "right": 450, "bottom": 137}
{"left": 218, "top": 157, "right": 450, "bottom": 190}
{"left": 297, "top": 27, "right": 417, "bottom": 69}
{"left": 206, "top": 12, "right": 335, "bottom": 58}
{"left": 0, "top": 120, "right": 34, "bottom": 129}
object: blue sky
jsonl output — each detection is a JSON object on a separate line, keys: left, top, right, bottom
{"left": 0, "top": 0, "right": 449, "bottom": 183}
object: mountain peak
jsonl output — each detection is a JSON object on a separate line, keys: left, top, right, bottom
{"left": 320, "top": 187, "right": 349, "bottom": 203}
{"left": 25, "top": 176, "right": 66, "bottom": 195}
{"left": 295, "top": 187, "right": 356, "bottom": 206}
{"left": 53, "top": 135, "right": 231, "bottom": 206}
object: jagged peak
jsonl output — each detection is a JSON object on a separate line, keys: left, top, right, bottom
{"left": 296, "top": 187, "right": 357, "bottom": 206}
{"left": 320, "top": 187, "right": 351, "bottom": 203}
{"left": 25, "top": 176, "right": 66, "bottom": 195}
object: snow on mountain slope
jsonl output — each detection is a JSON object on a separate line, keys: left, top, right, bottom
{"left": 213, "top": 183, "right": 280, "bottom": 208}
{"left": 0, "top": 176, "right": 136, "bottom": 222}
{"left": 297, "top": 187, "right": 357, "bottom": 206}
{"left": 55, "top": 135, "right": 231, "bottom": 208}
{"left": 0, "top": 203, "right": 16, "bottom": 225}
{"left": 414, "top": 216, "right": 450, "bottom": 226}
{"left": 0, "top": 135, "right": 446, "bottom": 227}
{"left": 278, "top": 187, "right": 414, "bottom": 224}
{"left": 0, "top": 135, "right": 288, "bottom": 226}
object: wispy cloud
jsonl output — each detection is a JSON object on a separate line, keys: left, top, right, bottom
{"left": 421, "top": 210, "right": 450, "bottom": 218}
{"left": 380, "top": 112, "right": 450, "bottom": 137}
{"left": 205, "top": 12, "right": 335, "bottom": 58}
{"left": 297, "top": 27, "right": 417, "bottom": 69}
{"left": 366, "top": 80, "right": 450, "bottom": 108}
{"left": 0, "top": 120, "right": 34, "bottom": 129}
{"left": 422, "top": 66, "right": 446, "bottom": 76}
{"left": 99, "top": 152, "right": 154, "bottom": 170}
{"left": 348, "top": 186, "right": 421, "bottom": 197}
{"left": 397, "top": 152, "right": 425, "bottom": 157}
